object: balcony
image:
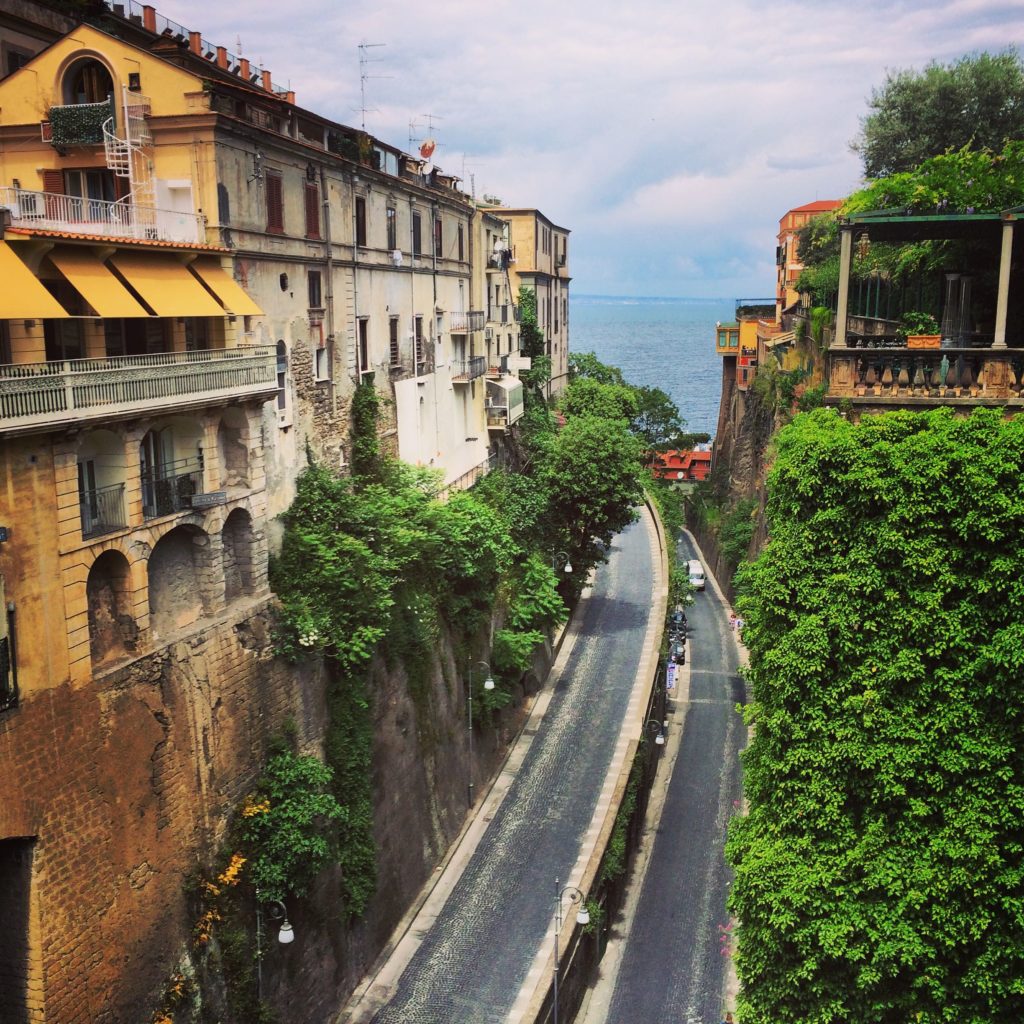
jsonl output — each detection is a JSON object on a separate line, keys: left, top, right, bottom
{"left": 827, "top": 346, "right": 1024, "bottom": 411}
{"left": 80, "top": 482, "right": 128, "bottom": 539}
{"left": 0, "top": 346, "right": 278, "bottom": 436}
{"left": 485, "top": 377, "right": 525, "bottom": 428}
{"left": 46, "top": 99, "right": 115, "bottom": 146}
{"left": 449, "top": 310, "right": 486, "bottom": 333}
{"left": 451, "top": 355, "right": 487, "bottom": 383}
{"left": 142, "top": 459, "right": 203, "bottom": 520}
{"left": 0, "top": 187, "right": 205, "bottom": 244}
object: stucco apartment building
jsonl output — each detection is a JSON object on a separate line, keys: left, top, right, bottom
{"left": 487, "top": 206, "right": 571, "bottom": 394}
{"left": 0, "top": 2, "right": 562, "bottom": 1020}
{"left": 775, "top": 198, "right": 842, "bottom": 320}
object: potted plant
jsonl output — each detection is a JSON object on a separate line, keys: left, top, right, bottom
{"left": 898, "top": 311, "right": 941, "bottom": 348}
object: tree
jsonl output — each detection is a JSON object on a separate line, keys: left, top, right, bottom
{"left": 853, "top": 49, "right": 1024, "bottom": 178}
{"left": 727, "top": 407, "right": 1024, "bottom": 1024}
{"left": 630, "top": 385, "right": 684, "bottom": 453}
{"left": 560, "top": 376, "right": 639, "bottom": 423}
{"left": 537, "top": 415, "right": 644, "bottom": 573}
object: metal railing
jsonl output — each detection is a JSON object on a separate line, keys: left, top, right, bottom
{"left": 451, "top": 355, "right": 487, "bottom": 382}
{"left": 80, "top": 482, "right": 128, "bottom": 538}
{"left": 0, "top": 187, "right": 204, "bottom": 244}
{"left": 0, "top": 346, "right": 278, "bottom": 435}
{"left": 142, "top": 460, "right": 203, "bottom": 519}
{"left": 450, "top": 310, "right": 486, "bottom": 333}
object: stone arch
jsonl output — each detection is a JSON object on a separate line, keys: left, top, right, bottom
{"left": 148, "top": 524, "right": 213, "bottom": 638}
{"left": 217, "top": 407, "right": 250, "bottom": 490}
{"left": 87, "top": 549, "right": 137, "bottom": 665}
{"left": 222, "top": 508, "right": 255, "bottom": 602}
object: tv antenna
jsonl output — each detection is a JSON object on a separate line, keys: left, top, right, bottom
{"left": 358, "top": 42, "right": 390, "bottom": 131}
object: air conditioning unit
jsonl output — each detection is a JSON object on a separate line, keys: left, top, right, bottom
{"left": 484, "top": 327, "right": 493, "bottom": 341}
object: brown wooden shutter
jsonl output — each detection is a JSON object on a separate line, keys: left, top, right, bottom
{"left": 265, "top": 170, "right": 283, "bottom": 233}
{"left": 41, "top": 169, "right": 64, "bottom": 194}
{"left": 113, "top": 174, "right": 130, "bottom": 201}
{"left": 304, "top": 182, "right": 320, "bottom": 238}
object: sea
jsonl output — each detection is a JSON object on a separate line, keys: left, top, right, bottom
{"left": 569, "top": 295, "right": 734, "bottom": 439}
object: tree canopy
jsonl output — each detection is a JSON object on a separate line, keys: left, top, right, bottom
{"left": 727, "top": 407, "right": 1024, "bottom": 1024}
{"left": 853, "top": 49, "right": 1024, "bottom": 178}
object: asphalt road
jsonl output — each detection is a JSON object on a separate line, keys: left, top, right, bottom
{"left": 600, "top": 532, "right": 746, "bottom": 1024}
{"left": 372, "top": 515, "right": 657, "bottom": 1024}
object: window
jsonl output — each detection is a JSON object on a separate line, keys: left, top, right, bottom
{"left": 304, "top": 182, "right": 320, "bottom": 239}
{"left": 355, "top": 196, "right": 366, "bottom": 247}
{"left": 386, "top": 206, "right": 397, "bottom": 251}
{"left": 0, "top": 322, "right": 10, "bottom": 365}
{"left": 457, "top": 224, "right": 464, "bottom": 262}
{"left": 358, "top": 318, "right": 369, "bottom": 374}
{"left": 307, "top": 269, "right": 322, "bottom": 309}
{"left": 412, "top": 212, "right": 422, "bottom": 257}
{"left": 44, "top": 319, "right": 84, "bottom": 361}
{"left": 184, "top": 318, "right": 210, "bottom": 351}
{"left": 0, "top": 579, "right": 17, "bottom": 713}
{"left": 414, "top": 316, "right": 424, "bottom": 365}
{"left": 434, "top": 216, "right": 443, "bottom": 256}
{"left": 63, "top": 58, "right": 113, "bottom": 104}
{"left": 315, "top": 337, "right": 329, "bottom": 381}
{"left": 265, "top": 169, "right": 283, "bottom": 233}
{"left": 389, "top": 317, "right": 400, "bottom": 365}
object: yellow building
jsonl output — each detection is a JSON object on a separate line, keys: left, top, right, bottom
{"left": 483, "top": 206, "right": 570, "bottom": 395}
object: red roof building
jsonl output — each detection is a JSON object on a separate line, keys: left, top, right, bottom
{"left": 777, "top": 199, "right": 843, "bottom": 318}
{"left": 650, "top": 449, "right": 712, "bottom": 484}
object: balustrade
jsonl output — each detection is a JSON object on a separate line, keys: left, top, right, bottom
{"left": 0, "top": 346, "right": 277, "bottom": 435}
{"left": 141, "top": 460, "right": 203, "bottom": 520}
{"left": 451, "top": 355, "right": 487, "bottom": 382}
{"left": 80, "top": 482, "right": 128, "bottom": 539}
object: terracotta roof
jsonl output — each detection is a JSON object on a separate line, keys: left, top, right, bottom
{"left": 3, "top": 227, "right": 229, "bottom": 252}
{"left": 788, "top": 199, "right": 843, "bottom": 214}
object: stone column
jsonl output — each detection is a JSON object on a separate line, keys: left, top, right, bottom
{"left": 833, "top": 226, "right": 853, "bottom": 348}
{"left": 993, "top": 219, "right": 1015, "bottom": 349}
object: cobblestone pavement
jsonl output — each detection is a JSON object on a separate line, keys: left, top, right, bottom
{"left": 601, "top": 532, "right": 746, "bottom": 1024}
{"left": 372, "top": 516, "right": 655, "bottom": 1024}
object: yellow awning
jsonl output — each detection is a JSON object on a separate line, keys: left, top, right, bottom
{"left": 0, "top": 242, "right": 69, "bottom": 318}
{"left": 189, "top": 258, "right": 263, "bottom": 316}
{"left": 108, "top": 252, "right": 226, "bottom": 317}
{"left": 48, "top": 247, "right": 149, "bottom": 318}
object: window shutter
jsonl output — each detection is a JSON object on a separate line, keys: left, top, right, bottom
{"left": 114, "top": 174, "right": 130, "bottom": 201}
{"left": 266, "top": 171, "right": 283, "bottom": 233}
{"left": 304, "top": 183, "right": 320, "bottom": 238}
{"left": 41, "top": 169, "right": 64, "bottom": 194}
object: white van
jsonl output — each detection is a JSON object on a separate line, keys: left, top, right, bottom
{"left": 688, "top": 559, "right": 706, "bottom": 591}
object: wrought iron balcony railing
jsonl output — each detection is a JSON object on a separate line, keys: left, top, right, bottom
{"left": 141, "top": 461, "right": 203, "bottom": 520}
{"left": 450, "top": 310, "right": 486, "bottom": 333}
{"left": 451, "top": 355, "right": 487, "bottom": 383}
{"left": 0, "top": 347, "right": 278, "bottom": 436}
{"left": 80, "top": 482, "right": 128, "bottom": 539}
{"left": 0, "top": 187, "right": 204, "bottom": 244}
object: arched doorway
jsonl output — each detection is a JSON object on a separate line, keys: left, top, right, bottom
{"left": 148, "top": 525, "right": 211, "bottom": 637}
{"left": 222, "top": 508, "right": 255, "bottom": 602}
{"left": 87, "top": 550, "right": 136, "bottom": 665}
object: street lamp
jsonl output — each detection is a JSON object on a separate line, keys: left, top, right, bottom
{"left": 552, "top": 878, "right": 589, "bottom": 1024}
{"left": 646, "top": 717, "right": 666, "bottom": 746}
{"left": 467, "top": 660, "right": 495, "bottom": 807}
{"left": 255, "top": 895, "right": 294, "bottom": 1000}
{"left": 551, "top": 549, "right": 573, "bottom": 574}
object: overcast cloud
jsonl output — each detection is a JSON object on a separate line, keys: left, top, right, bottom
{"left": 158, "top": 0, "right": 1024, "bottom": 297}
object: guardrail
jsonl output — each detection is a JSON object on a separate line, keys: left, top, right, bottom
{"left": 450, "top": 310, "right": 486, "bottom": 333}
{"left": 80, "top": 482, "right": 128, "bottom": 538}
{"left": 451, "top": 355, "right": 487, "bottom": 382}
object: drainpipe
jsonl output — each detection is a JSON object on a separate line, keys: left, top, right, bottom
{"left": 319, "top": 165, "right": 336, "bottom": 415}
{"left": 352, "top": 176, "right": 361, "bottom": 377}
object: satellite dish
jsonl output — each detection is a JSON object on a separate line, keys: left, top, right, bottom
{"left": 420, "top": 162, "right": 434, "bottom": 177}
{"left": 419, "top": 138, "right": 436, "bottom": 159}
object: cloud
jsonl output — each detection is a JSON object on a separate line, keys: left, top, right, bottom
{"left": 156, "top": 0, "right": 1024, "bottom": 296}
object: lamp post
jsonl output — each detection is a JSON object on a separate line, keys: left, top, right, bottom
{"left": 646, "top": 717, "right": 666, "bottom": 746}
{"left": 552, "top": 878, "right": 589, "bottom": 1024}
{"left": 255, "top": 895, "right": 294, "bottom": 1000}
{"left": 467, "top": 659, "right": 495, "bottom": 807}
{"left": 551, "top": 550, "right": 573, "bottom": 574}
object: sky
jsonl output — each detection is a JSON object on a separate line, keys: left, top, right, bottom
{"left": 156, "top": 0, "right": 1024, "bottom": 298}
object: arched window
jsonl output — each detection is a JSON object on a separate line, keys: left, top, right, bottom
{"left": 140, "top": 420, "right": 205, "bottom": 520}
{"left": 276, "top": 340, "right": 288, "bottom": 411}
{"left": 63, "top": 58, "right": 114, "bottom": 105}
{"left": 78, "top": 429, "right": 127, "bottom": 539}
{"left": 87, "top": 550, "right": 137, "bottom": 665}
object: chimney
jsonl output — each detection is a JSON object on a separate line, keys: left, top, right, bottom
{"left": 261, "top": 69, "right": 272, "bottom": 93}
{"left": 239, "top": 57, "right": 250, "bottom": 81}
{"left": 285, "top": 90, "right": 296, "bottom": 105}
{"left": 189, "top": 31, "right": 202, "bottom": 55}
{"left": 142, "top": 5, "right": 156, "bottom": 32}
{"left": 216, "top": 46, "right": 228, "bottom": 69}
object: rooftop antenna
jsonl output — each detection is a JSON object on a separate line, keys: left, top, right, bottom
{"left": 236, "top": 35, "right": 242, "bottom": 56}
{"left": 358, "top": 42, "right": 389, "bottom": 131}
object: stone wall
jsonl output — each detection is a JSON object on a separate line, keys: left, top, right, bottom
{"left": 0, "top": 598, "right": 322, "bottom": 1024}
